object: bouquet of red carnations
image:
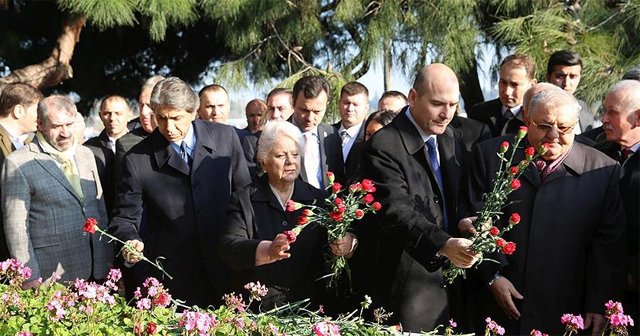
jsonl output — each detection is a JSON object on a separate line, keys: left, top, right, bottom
{"left": 285, "top": 172, "right": 381, "bottom": 290}
{"left": 442, "top": 126, "right": 548, "bottom": 286}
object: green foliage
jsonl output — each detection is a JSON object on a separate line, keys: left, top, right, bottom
{"left": 57, "top": 0, "right": 138, "bottom": 28}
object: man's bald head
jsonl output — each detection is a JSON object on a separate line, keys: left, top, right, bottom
{"left": 412, "top": 63, "right": 460, "bottom": 96}
{"left": 522, "top": 82, "right": 560, "bottom": 120}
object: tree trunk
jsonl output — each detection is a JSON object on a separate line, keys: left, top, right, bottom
{"left": 458, "top": 58, "right": 484, "bottom": 114}
{"left": 0, "top": 15, "right": 85, "bottom": 92}
{"left": 383, "top": 38, "right": 391, "bottom": 91}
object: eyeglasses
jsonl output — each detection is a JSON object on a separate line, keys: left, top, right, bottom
{"left": 530, "top": 119, "right": 578, "bottom": 135}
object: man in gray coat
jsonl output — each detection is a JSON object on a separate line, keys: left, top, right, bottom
{"left": 1, "top": 95, "right": 111, "bottom": 287}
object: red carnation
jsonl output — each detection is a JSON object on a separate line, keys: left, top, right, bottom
{"left": 302, "top": 209, "right": 313, "bottom": 216}
{"left": 496, "top": 238, "right": 506, "bottom": 248}
{"left": 509, "top": 213, "right": 521, "bottom": 225}
{"left": 499, "top": 141, "right": 510, "bottom": 153}
{"left": 337, "top": 204, "right": 346, "bottom": 213}
{"left": 354, "top": 209, "right": 365, "bottom": 219}
{"left": 371, "top": 202, "right": 382, "bottom": 211}
{"left": 539, "top": 143, "right": 550, "bottom": 155}
{"left": 517, "top": 126, "right": 528, "bottom": 139}
{"left": 349, "top": 183, "right": 362, "bottom": 193}
{"left": 525, "top": 146, "right": 536, "bottom": 159}
{"left": 286, "top": 200, "right": 302, "bottom": 212}
{"left": 361, "top": 179, "right": 376, "bottom": 193}
{"left": 152, "top": 292, "right": 171, "bottom": 307}
{"left": 502, "top": 242, "right": 516, "bottom": 255}
{"left": 334, "top": 198, "right": 343, "bottom": 205}
{"left": 146, "top": 321, "right": 157, "bottom": 335}
{"left": 510, "top": 179, "right": 521, "bottom": 190}
{"left": 489, "top": 227, "right": 500, "bottom": 236}
{"left": 509, "top": 166, "right": 518, "bottom": 175}
{"left": 326, "top": 171, "right": 335, "bottom": 184}
{"left": 284, "top": 230, "right": 297, "bottom": 243}
{"left": 330, "top": 211, "right": 343, "bottom": 222}
{"left": 331, "top": 182, "right": 342, "bottom": 193}
{"left": 83, "top": 217, "right": 98, "bottom": 234}
{"left": 297, "top": 215, "right": 309, "bottom": 226}
{"left": 363, "top": 193, "right": 374, "bottom": 204}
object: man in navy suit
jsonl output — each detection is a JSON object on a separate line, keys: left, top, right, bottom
{"left": 469, "top": 54, "right": 537, "bottom": 137}
{"left": 109, "top": 77, "right": 251, "bottom": 307}
{"left": 333, "top": 81, "right": 368, "bottom": 182}
{"left": 290, "top": 75, "right": 341, "bottom": 189}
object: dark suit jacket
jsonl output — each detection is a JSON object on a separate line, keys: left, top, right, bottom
{"left": 84, "top": 130, "right": 116, "bottom": 217}
{"left": 299, "top": 123, "right": 343, "bottom": 188}
{"left": 449, "top": 116, "right": 491, "bottom": 154}
{"left": 114, "top": 127, "right": 149, "bottom": 182}
{"left": 360, "top": 109, "right": 467, "bottom": 332}
{"left": 331, "top": 121, "right": 366, "bottom": 184}
{"left": 218, "top": 175, "right": 327, "bottom": 309}
{"left": 240, "top": 131, "right": 262, "bottom": 183}
{"left": 595, "top": 140, "right": 639, "bottom": 290}
{"left": 109, "top": 120, "right": 251, "bottom": 307}
{"left": 460, "top": 137, "right": 627, "bottom": 334}
{"left": 468, "top": 98, "right": 525, "bottom": 137}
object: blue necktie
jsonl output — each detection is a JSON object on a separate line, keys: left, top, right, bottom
{"left": 180, "top": 141, "right": 191, "bottom": 166}
{"left": 426, "top": 137, "right": 447, "bottom": 230}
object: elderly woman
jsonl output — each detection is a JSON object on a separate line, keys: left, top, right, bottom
{"left": 218, "top": 120, "right": 355, "bottom": 309}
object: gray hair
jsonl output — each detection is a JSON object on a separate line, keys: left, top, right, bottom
{"left": 622, "top": 67, "right": 640, "bottom": 81}
{"left": 141, "top": 75, "right": 166, "bottom": 91}
{"left": 606, "top": 80, "right": 640, "bottom": 115}
{"left": 528, "top": 86, "right": 580, "bottom": 120}
{"left": 256, "top": 120, "right": 304, "bottom": 165}
{"left": 150, "top": 77, "right": 199, "bottom": 113}
{"left": 37, "top": 95, "right": 77, "bottom": 123}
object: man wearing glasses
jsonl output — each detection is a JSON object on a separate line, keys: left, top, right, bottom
{"left": 458, "top": 85, "right": 626, "bottom": 335}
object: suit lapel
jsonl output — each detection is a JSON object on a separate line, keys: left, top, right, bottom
{"left": 437, "top": 127, "right": 460, "bottom": 200}
{"left": 30, "top": 139, "right": 83, "bottom": 204}
{"left": 191, "top": 121, "right": 216, "bottom": 174}
{"left": 151, "top": 130, "right": 190, "bottom": 176}
{"left": 0, "top": 125, "right": 15, "bottom": 156}
{"left": 318, "top": 124, "right": 330, "bottom": 186}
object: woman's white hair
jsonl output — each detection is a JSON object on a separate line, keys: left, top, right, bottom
{"left": 256, "top": 120, "right": 304, "bottom": 165}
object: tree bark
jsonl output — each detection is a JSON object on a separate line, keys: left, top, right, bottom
{"left": 0, "top": 15, "right": 85, "bottom": 92}
{"left": 383, "top": 38, "right": 391, "bottom": 91}
{"left": 458, "top": 58, "right": 484, "bottom": 114}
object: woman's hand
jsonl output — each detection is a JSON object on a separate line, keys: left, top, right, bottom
{"left": 329, "top": 232, "right": 357, "bottom": 258}
{"left": 255, "top": 233, "right": 292, "bottom": 266}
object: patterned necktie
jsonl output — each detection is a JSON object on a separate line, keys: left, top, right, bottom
{"left": 340, "top": 130, "right": 350, "bottom": 145}
{"left": 622, "top": 148, "right": 634, "bottom": 160}
{"left": 54, "top": 154, "right": 83, "bottom": 200}
{"left": 426, "top": 137, "right": 447, "bottom": 230}
{"left": 180, "top": 141, "right": 191, "bottom": 166}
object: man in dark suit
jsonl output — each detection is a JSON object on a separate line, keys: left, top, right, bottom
{"left": 377, "top": 90, "right": 408, "bottom": 112}
{"left": 333, "top": 81, "right": 368, "bottom": 183}
{"left": 0, "top": 83, "right": 42, "bottom": 261}
{"left": 360, "top": 64, "right": 477, "bottom": 332}
{"left": 109, "top": 77, "right": 251, "bottom": 307}
{"left": 449, "top": 114, "right": 491, "bottom": 154}
{"left": 197, "top": 84, "right": 249, "bottom": 140}
{"left": 595, "top": 80, "right": 640, "bottom": 332}
{"left": 85, "top": 95, "right": 132, "bottom": 217}
{"left": 459, "top": 85, "right": 626, "bottom": 335}
{"left": 290, "top": 75, "right": 341, "bottom": 189}
{"left": 545, "top": 50, "right": 596, "bottom": 133}
{"left": 469, "top": 54, "right": 537, "bottom": 137}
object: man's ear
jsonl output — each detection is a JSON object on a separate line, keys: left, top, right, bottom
{"left": 633, "top": 109, "right": 640, "bottom": 128}
{"left": 12, "top": 104, "right": 25, "bottom": 119}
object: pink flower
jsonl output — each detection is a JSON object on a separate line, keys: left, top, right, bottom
{"left": 560, "top": 313, "right": 584, "bottom": 332}
{"left": 286, "top": 200, "right": 302, "bottom": 212}
{"left": 83, "top": 217, "right": 98, "bottom": 234}
{"left": 499, "top": 141, "right": 510, "bottom": 153}
{"left": 146, "top": 321, "right": 158, "bottom": 334}
{"left": 510, "top": 179, "right": 521, "bottom": 190}
{"left": 354, "top": 209, "right": 365, "bottom": 219}
{"left": 152, "top": 292, "right": 171, "bottom": 307}
{"left": 313, "top": 321, "right": 341, "bottom": 336}
{"left": 244, "top": 281, "right": 268, "bottom": 300}
{"left": 107, "top": 268, "right": 122, "bottom": 283}
{"left": 485, "top": 317, "right": 505, "bottom": 335}
{"left": 302, "top": 209, "right": 314, "bottom": 217}
{"left": 509, "top": 213, "right": 521, "bottom": 225}
{"left": 336, "top": 204, "right": 346, "bottom": 213}
{"left": 605, "top": 300, "right": 624, "bottom": 314}
{"left": 530, "top": 329, "right": 548, "bottom": 336}
{"left": 449, "top": 319, "right": 457, "bottom": 328}
{"left": 16, "top": 332, "right": 33, "bottom": 336}
{"left": 349, "top": 183, "right": 362, "bottom": 193}
{"left": 136, "top": 298, "right": 151, "bottom": 310}
{"left": 371, "top": 202, "right": 382, "bottom": 211}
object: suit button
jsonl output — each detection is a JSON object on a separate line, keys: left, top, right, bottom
{"left": 433, "top": 197, "right": 440, "bottom": 204}
{"left": 282, "top": 221, "right": 288, "bottom": 227}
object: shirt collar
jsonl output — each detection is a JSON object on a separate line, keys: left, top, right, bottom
{"left": 626, "top": 142, "right": 640, "bottom": 153}
{"left": 338, "top": 122, "right": 362, "bottom": 138}
{"left": 502, "top": 105, "right": 523, "bottom": 118}
{"left": 172, "top": 123, "right": 196, "bottom": 150}
{"left": 405, "top": 108, "right": 437, "bottom": 144}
